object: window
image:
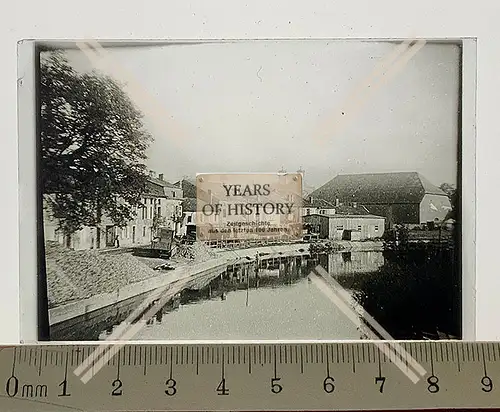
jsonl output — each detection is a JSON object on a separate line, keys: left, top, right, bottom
{"left": 306, "top": 208, "right": 310, "bottom": 215}
{"left": 141, "top": 207, "right": 146, "bottom": 219}
{"left": 142, "top": 226, "right": 146, "bottom": 237}
{"left": 158, "top": 199, "right": 161, "bottom": 205}
{"left": 187, "top": 216, "right": 192, "bottom": 223}
{"left": 357, "top": 225, "right": 362, "bottom": 231}
{"left": 375, "top": 225, "right": 379, "bottom": 231}
{"left": 172, "top": 191, "right": 176, "bottom": 198}
{"left": 336, "top": 225, "right": 344, "bottom": 230}
{"left": 149, "top": 207, "right": 153, "bottom": 218}
{"left": 157, "top": 207, "right": 161, "bottom": 216}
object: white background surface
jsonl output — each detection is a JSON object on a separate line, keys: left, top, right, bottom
{"left": 0, "top": 1, "right": 498, "bottom": 343}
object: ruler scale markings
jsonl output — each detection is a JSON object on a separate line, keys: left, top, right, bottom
{"left": 351, "top": 345, "right": 356, "bottom": 374}
{"left": 196, "top": 347, "right": 200, "bottom": 375}
{"left": 481, "top": 345, "right": 488, "bottom": 376}
{"left": 248, "top": 347, "right": 252, "bottom": 374}
{"left": 37, "top": 350, "right": 42, "bottom": 376}
{"left": 300, "top": 346, "right": 304, "bottom": 374}
{"left": 11, "top": 347, "right": 16, "bottom": 376}
{"left": 273, "top": 345, "right": 278, "bottom": 379}
{"left": 7, "top": 342, "right": 500, "bottom": 410}
{"left": 326, "top": 345, "right": 331, "bottom": 378}
{"left": 377, "top": 346, "right": 382, "bottom": 377}
{"left": 487, "top": 342, "right": 492, "bottom": 363}
{"left": 429, "top": 343, "right": 435, "bottom": 376}
{"left": 490, "top": 342, "right": 496, "bottom": 362}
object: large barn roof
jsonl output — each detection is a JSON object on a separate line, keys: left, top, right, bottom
{"left": 310, "top": 172, "right": 448, "bottom": 205}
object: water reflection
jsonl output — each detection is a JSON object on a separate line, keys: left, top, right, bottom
{"left": 99, "top": 255, "right": 366, "bottom": 341}
{"left": 320, "top": 251, "right": 385, "bottom": 276}
{"left": 91, "top": 248, "right": 459, "bottom": 342}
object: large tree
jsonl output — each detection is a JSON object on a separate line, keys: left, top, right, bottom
{"left": 40, "top": 51, "right": 152, "bottom": 235}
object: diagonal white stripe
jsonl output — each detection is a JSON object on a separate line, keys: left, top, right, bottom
{"left": 313, "top": 265, "right": 426, "bottom": 377}
{"left": 314, "top": 39, "right": 426, "bottom": 144}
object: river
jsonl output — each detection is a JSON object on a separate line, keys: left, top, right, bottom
{"left": 94, "top": 246, "right": 460, "bottom": 341}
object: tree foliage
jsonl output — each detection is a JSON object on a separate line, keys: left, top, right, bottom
{"left": 41, "top": 52, "right": 152, "bottom": 234}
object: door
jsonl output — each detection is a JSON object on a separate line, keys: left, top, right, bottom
{"left": 105, "top": 225, "right": 116, "bottom": 247}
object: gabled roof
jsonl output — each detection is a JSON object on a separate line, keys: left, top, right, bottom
{"left": 310, "top": 172, "right": 447, "bottom": 205}
{"left": 149, "top": 176, "right": 180, "bottom": 189}
{"left": 144, "top": 179, "right": 166, "bottom": 197}
{"left": 182, "top": 198, "right": 197, "bottom": 212}
{"left": 145, "top": 176, "right": 182, "bottom": 198}
{"left": 173, "top": 179, "right": 197, "bottom": 198}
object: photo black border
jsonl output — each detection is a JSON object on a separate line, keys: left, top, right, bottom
{"left": 17, "top": 38, "right": 476, "bottom": 342}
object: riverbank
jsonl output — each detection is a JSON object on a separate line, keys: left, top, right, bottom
{"left": 47, "top": 241, "right": 312, "bottom": 327}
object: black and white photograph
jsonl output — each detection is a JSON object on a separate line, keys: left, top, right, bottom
{"left": 37, "top": 39, "right": 462, "bottom": 341}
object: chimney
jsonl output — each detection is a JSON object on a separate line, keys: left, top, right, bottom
{"left": 335, "top": 198, "right": 340, "bottom": 207}
{"left": 149, "top": 170, "right": 156, "bottom": 178}
{"left": 158, "top": 173, "right": 164, "bottom": 181}
{"left": 352, "top": 202, "right": 357, "bottom": 208}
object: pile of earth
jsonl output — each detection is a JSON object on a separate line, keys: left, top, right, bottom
{"left": 44, "top": 241, "right": 159, "bottom": 308}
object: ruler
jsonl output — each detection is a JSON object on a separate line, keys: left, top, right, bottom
{"left": 0, "top": 342, "right": 499, "bottom": 411}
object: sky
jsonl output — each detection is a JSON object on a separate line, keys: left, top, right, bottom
{"left": 58, "top": 40, "right": 460, "bottom": 190}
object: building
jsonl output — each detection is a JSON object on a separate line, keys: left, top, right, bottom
{"left": 304, "top": 213, "right": 385, "bottom": 240}
{"left": 309, "top": 172, "right": 452, "bottom": 228}
{"left": 302, "top": 197, "right": 372, "bottom": 217}
{"left": 180, "top": 197, "right": 197, "bottom": 238}
{"left": 44, "top": 171, "right": 184, "bottom": 250}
